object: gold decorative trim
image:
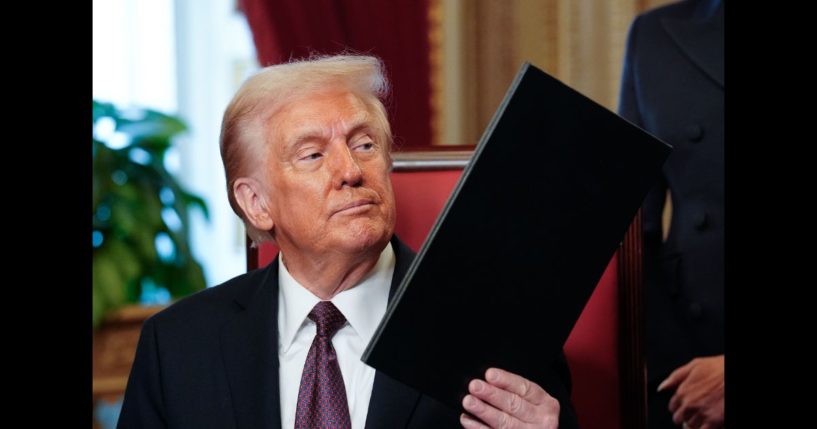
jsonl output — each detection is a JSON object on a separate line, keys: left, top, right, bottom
{"left": 102, "top": 305, "right": 166, "bottom": 323}
{"left": 93, "top": 376, "right": 130, "bottom": 396}
{"left": 392, "top": 150, "right": 473, "bottom": 171}
{"left": 428, "top": 0, "right": 443, "bottom": 146}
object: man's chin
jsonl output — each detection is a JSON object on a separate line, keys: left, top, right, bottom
{"left": 333, "top": 228, "right": 391, "bottom": 255}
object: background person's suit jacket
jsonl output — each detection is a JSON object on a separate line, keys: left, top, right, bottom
{"left": 619, "top": 0, "right": 724, "bottom": 427}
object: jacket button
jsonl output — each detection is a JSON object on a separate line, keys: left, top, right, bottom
{"left": 694, "top": 211, "right": 708, "bottom": 230}
{"left": 685, "top": 124, "right": 704, "bottom": 142}
{"left": 689, "top": 302, "right": 703, "bottom": 319}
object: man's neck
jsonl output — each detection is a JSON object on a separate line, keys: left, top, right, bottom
{"left": 280, "top": 241, "right": 388, "bottom": 300}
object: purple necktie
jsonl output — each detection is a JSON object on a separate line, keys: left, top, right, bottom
{"left": 294, "top": 301, "right": 352, "bottom": 429}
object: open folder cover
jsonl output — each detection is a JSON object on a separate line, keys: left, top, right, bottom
{"left": 362, "top": 63, "right": 672, "bottom": 410}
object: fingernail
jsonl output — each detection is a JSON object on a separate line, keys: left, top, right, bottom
{"left": 463, "top": 394, "right": 482, "bottom": 412}
{"left": 470, "top": 379, "right": 483, "bottom": 393}
{"left": 486, "top": 369, "right": 498, "bottom": 382}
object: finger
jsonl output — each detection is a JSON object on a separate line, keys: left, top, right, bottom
{"left": 673, "top": 408, "right": 684, "bottom": 426}
{"left": 462, "top": 394, "right": 519, "bottom": 429}
{"left": 658, "top": 363, "right": 692, "bottom": 392}
{"left": 668, "top": 391, "right": 682, "bottom": 414}
{"left": 672, "top": 405, "right": 695, "bottom": 426}
{"left": 460, "top": 413, "right": 489, "bottom": 429}
{"left": 483, "top": 368, "right": 549, "bottom": 406}
{"left": 686, "top": 411, "right": 705, "bottom": 429}
{"left": 468, "top": 379, "right": 538, "bottom": 423}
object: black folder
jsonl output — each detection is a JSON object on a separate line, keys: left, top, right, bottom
{"left": 362, "top": 63, "right": 671, "bottom": 410}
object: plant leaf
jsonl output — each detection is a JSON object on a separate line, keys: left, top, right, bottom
{"left": 92, "top": 99, "right": 210, "bottom": 328}
{"left": 116, "top": 109, "right": 187, "bottom": 142}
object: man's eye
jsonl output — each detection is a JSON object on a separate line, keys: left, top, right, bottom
{"left": 355, "top": 142, "right": 375, "bottom": 151}
{"left": 302, "top": 152, "right": 323, "bottom": 161}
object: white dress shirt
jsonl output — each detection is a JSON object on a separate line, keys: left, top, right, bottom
{"left": 278, "top": 243, "right": 395, "bottom": 429}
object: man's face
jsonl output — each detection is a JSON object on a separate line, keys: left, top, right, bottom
{"left": 262, "top": 91, "right": 396, "bottom": 258}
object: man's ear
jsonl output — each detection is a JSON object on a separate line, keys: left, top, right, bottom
{"left": 233, "top": 177, "right": 274, "bottom": 231}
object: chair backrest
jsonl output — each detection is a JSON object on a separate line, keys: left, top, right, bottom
{"left": 248, "top": 149, "right": 646, "bottom": 429}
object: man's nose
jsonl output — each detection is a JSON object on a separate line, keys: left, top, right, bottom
{"left": 332, "top": 144, "right": 363, "bottom": 188}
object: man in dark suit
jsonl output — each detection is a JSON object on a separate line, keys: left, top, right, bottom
{"left": 118, "top": 54, "right": 577, "bottom": 429}
{"left": 618, "top": 1, "right": 724, "bottom": 428}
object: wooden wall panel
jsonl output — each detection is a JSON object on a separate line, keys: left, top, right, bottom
{"left": 432, "top": 0, "right": 675, "bottom": 146}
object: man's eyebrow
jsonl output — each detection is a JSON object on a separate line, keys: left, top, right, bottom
{"left": 344, "top": 110, "right": 379, "bottom": 139}
{"left": 289, "top": 126, "right": 330, "bottom": 146}
{"left": 289, "top": 117, "right": 374, "bottom": 146}
{"left": 342, "top": 113, "right": 374, "bottom": 137}
{"left": 346, "top": 121, "right": 376, "bottom": 139}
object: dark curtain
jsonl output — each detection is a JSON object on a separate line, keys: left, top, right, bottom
{"left": 240, "top": 0, "right": 432, "bottom": 148}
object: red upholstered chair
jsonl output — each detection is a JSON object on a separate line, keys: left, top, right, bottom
{"left": 247, "top": 149, "right": 646, "bottom": 429}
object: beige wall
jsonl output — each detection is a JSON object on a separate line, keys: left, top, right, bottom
{"left": 430, "top": 0, "right": 676, "bottom": 146}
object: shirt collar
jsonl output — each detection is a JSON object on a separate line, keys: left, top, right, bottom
{"left": 278, "top": 242, "right": 395, "bottom": 354}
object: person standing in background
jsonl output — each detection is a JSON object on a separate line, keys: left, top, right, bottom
{"left": 618, "top": 1, "right": 724, "bottom": 428}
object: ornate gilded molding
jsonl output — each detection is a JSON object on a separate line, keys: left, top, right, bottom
{"left": 392, "top": 149, "right": 472, "bottom": 171}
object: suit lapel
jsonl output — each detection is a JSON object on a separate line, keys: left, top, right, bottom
{"left": 221, "top": 238, "right": 423, "bottom": 428}
{"left": 220, "top": 260, "right": 282, "bottom": 429}
{"left": 662, "top": 0, "right": 724, "bottom": 88}
{"left": 364, "top": 237, "right": 423, "bottom": 429}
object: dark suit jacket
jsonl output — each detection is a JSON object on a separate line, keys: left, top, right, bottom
{"left": 619, "top": 0, "right": 723, "bottom": 427}
{"left": 117, "top": 236, "right": 578, "bottom": 428}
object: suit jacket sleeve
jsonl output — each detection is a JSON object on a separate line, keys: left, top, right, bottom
{"left": 117, "top": 316, "right": 168, "bottom": 429}
{"left": 552, "top": 351, "right": 579, "bottom": 429}
{"left": 619, "top": 14, "right": 666, "bottom": 255}
{"left": 618, "top": 15, "right": 643, "bottom": 129}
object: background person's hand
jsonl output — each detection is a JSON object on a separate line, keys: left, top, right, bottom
{"left": 460, "top": 367, "right": 559, "bottom": 429}
{"left": 658, "top": 355, "right": 724, "bottom": 429}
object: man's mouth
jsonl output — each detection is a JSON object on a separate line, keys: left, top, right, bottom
{"left": 333, "top": 199, "right": 375, "bottom": 216}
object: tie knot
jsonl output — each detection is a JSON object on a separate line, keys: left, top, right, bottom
{"left": 308, "top": 301, "right": 346, "bottom": 338}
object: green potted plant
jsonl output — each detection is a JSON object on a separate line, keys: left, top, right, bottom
{"left": 92, "top": 100, "right": 208, "bottom": 328}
